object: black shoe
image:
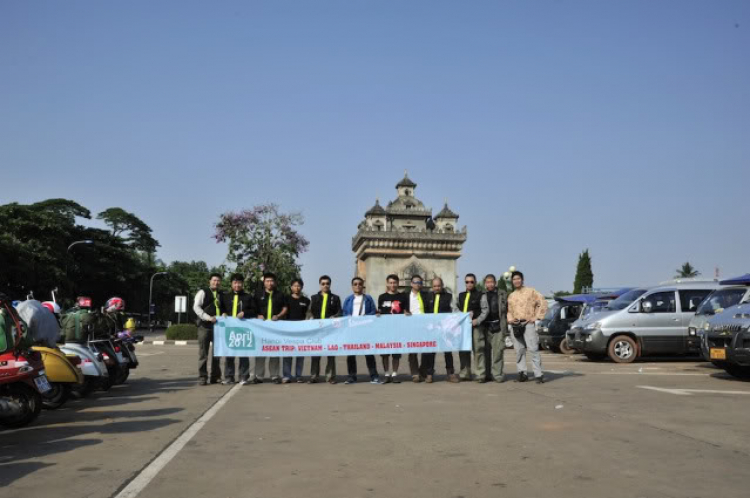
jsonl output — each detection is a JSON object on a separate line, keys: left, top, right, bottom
{"left": 198, "top": 378, "right": 208, "bottom": 386}
{"left": 494, "top": 376, "right": 506, "bottom": 384}
{"left": 272, "top": 377, "right": 282, "bottom": 385}
{"left": 251, "top": 378, "right": 263, "bottom": 384}
{"left": 535, "top": 375, "right": 545, "bottom": 384}
{"left": 344, "top": 377, "right": 357, "bottom": 384}
{"left": 516, "top": 372, "right": 528, "bottom": 383}
{"left": 209, "top": 378, "right": 221, "bottom": 385}
{"left": 476, "top": 378, "right": 487, "bottom": 384}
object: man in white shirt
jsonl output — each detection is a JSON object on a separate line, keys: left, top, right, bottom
{"left": 407, "top": 275, "right": 429, "bottom": 383}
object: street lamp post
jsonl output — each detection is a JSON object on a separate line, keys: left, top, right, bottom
{"left": 65, "top": 240, "right": 94, "bottom": 298}
{"left": 148, "top": 272, "right": 168, "bottom": 332}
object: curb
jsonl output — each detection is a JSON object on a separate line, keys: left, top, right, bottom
{"left": 142, "top": 340, "right": 198, "bottom": 346}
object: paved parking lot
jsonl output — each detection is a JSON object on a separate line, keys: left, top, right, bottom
{"left": 2, "top": 346, "right": 749, "bottom": 498}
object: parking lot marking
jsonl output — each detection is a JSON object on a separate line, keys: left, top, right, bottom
{"left": 638, "top": 385, "right": 750, "bottom": 396}
{"left": 137, "top": 351, "right": 165, "bottom": 357}
{"left": 113, "top": 383, "right": 242, "bottom": 498}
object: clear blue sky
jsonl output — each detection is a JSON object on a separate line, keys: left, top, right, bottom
{"left": 2, "top": 0, "right": 748, "bottom": 296}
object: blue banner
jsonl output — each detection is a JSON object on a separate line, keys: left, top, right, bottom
{"left": 213, "top": 313, "right": 473, "bottom": 357}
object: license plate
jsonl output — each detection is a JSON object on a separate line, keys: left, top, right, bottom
{"left": 710, "top": 348, "right": 727, "bottom": 360}
{"left": 34, "top": 375, "right": 52, "bottom": 393}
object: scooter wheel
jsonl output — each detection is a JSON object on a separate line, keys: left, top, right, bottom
{"left": 71, "top": 378, "right": 96, "bottom": 399}
{"left": 0, "top": 383, "right": 43, "bottom": 428}
{"left": 115, "top": 368, "right": 130, "bottom": 385}
{"left": 42, "top": 383, "right": 72, "bottom": 410}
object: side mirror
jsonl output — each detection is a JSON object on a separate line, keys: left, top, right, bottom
{"left": 642, "top": 301, "right": 654, "bottom": 313}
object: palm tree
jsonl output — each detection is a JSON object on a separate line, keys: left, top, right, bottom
{"left": 675, "top": 262, "right": 700, "bottom": 278}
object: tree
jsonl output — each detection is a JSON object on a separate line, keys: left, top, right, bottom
{"left": 214, "top": 204, "right": 309, "bottom": 292}
{"left": 554, "top": 290, "right": 573, "bottom": 298}
{"left": 675, "top": 262, "right": 700, "bottom": 278}
{"left": 97, "top": 207, "right": 159, "bottom": 254}
{"left": 573, "top": 249, "right": 594, "bottom": 294}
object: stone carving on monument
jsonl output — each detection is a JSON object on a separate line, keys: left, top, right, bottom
{"left": 352, "top": 172, "right": 468, "bottom": 298}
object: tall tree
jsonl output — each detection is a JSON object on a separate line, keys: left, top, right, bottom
{"left": 675, "top": 262, "right": 700, "bottom": 278}
{"left": 573, "top": 249, "right": 594, "bottom": 294}
{"left": 214, "top": 204, "right": 309, "bottom": 292}
{"left": 97, "top": 207, "right": 160, "bottom": 254}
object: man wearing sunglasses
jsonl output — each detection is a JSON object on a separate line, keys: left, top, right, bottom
{"left": 342, "top": 277, "right": 381, "bottom": 384}
{"left": 407, "top": 275, "right": 431, "bottom": 382}
{"left": 456, "top": 273, "right": 487, "bottom": 381}
{"left": 421, "top": 277, "right": 459, "bottom": 383}
{"left": 309, "top": 275, "right": 342, "bottom": 384}
{"left": 377, "top": 274, "right": 410, "bottom": 383}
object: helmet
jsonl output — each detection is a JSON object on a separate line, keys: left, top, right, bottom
{"left": 105, "top": 297, "right": 125, "bottom": 313}
{"left": 124, "top": 317, "right": 136, "bottom": 330}
{"left": 42, "top": 301, "right": 62, "bottom": 314}
{"left": 76, "top": 296, "right": 93, "bottom": 308}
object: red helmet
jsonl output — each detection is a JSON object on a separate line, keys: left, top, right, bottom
{"left": 105, "top": 297, "right": 125, "bottom": 313}
{"left": 77, "top": 296, "right": 93, "bottom": 308}
{"left": 42, "top": 301, "right": 61, "bottom": 314}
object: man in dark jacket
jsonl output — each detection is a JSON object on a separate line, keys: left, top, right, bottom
{"left": 309, "top": 275, "right": 342, "bottom": 384}
{"left": 252, "top": 272, "right": 288, "bottom": 384}
{"left": 407, "top": 275, "right": 432, "bottom": 382}
{"left": 457, "top": 273, "right": 485, "bottom": 381}
{"left": 192, "top": 272, "right": 224, "bottom": 385}
{"left": 477, "top": 274, "right": 509, "bottom": 383}
{"left": 220, "top": 273, "right": 256, "bottom": 385}
{"left": 420, "top": 277, "right": 459, "bottom": 383}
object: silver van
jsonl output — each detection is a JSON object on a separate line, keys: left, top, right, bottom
{"left": 567, "top": 281, "right": 722, "bottom": 363}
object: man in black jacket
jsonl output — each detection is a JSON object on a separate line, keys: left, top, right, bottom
{"left": 477, "top": 274, "right": 508, "bottom": 383}
{"left": 192, "top": 272, "right": 224, "bottom": 386}
{"left": 309, "top": 275, "right": 342, "bottom": 384}
{"left": 407, "top": 275, "right": 431, "bottom": 382}
{"left": 220, "top": 274, "right": 256, "bottom": 385}
{"left": 456, "top": 273, "right": 484, "bottom": 381}
{"left": 251, "top": 272, "right": 288, "bottom": 384}
{"left": 420, "top": 277, "right": 459, "bottom": 383}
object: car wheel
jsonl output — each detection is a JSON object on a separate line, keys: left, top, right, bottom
{"left": 724, "top": 364, "right": 750, "bottom": 380}
{"left": 608, "top": 335, "right": 638, "bottom": 363}
{"left": 559, "top": 338, "right": 575, "bottom": 355}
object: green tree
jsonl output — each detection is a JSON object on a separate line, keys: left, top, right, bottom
{"left": 675, "top": 262, "right": 700, "bottom": 278}
{"left": 573, "top": 249, "right": 594, "bottom": 294}
{"left": 97, "top": 207, "right": 159, "bottom": 254}
{"left": 214, "top": 204, "right": 309, "bottom": 292}
{"left": 554, "top": 290, "right": 573, "bottom": 298}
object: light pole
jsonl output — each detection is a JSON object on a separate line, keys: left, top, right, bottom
{"left": 65, "top": 240, "right": 94, "bottom": 298}
{"left": 148, "top": 272, "right": 168, "bottom": 332}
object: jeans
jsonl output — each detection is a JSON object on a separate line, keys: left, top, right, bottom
{"left": 224, "top": 357, "right": 250, "bottom": 382}
{"left": 282, "top": 357, "right": 305, "bottom": 379}
{"left": 198, "top": 325, "right": 221, "bottom": 381}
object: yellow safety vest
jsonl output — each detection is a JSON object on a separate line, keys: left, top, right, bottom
{"left": 321, "top": 293, "right": 329, "bottom": 319}
{"left": 463, "top": 292, "right": 471, "bottom": 313}
{"left": 232, "top": 294, "right": 239, "bottom": 317}
{"left": 212, "top": 290, "right": 220, "bottom": 316}
{"left": 416, "top": 293, "right": 424, "bottom": 313}
{"left": 434, "top": 294, "right": 440, "bottom": 314}
{"left": 267, "top": 292, "right": 273, "bottom": 320}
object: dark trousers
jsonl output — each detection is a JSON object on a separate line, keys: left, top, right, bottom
{"left": 310, "top": 356, "right": 337, "bottom": 380}
{"left": 419, "top": 352, "right": 456, "bottom": 376}
{"left": 224, "top": 357, "right": 250, "bottom": 381}
{"left": 408, "top": 353, "right": 421, "bottom": 376}
{"left": 198, "top": 325, "right": 221, "bottom": 381}
{"left": 347, "top": 355, "right": 378, "bottom": 379}
{"left": 282, "top": 357, "right": 305, "bottom": 379}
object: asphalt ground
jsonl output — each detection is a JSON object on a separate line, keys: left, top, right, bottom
{"left": 2, "top": 346, "right": 749, "bottom": 498}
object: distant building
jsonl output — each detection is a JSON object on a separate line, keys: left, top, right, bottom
{"left": 352, "top": 172, "right": 467, "bottom": 298}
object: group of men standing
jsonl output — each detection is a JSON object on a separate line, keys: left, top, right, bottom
{"left": 193, "top": 270, "right": 548, "bottom": 386}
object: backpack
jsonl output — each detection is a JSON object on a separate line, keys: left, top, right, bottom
{"left": 0, "top": 304, "right": 34, "bottom": 352}
{"left": 61, "top": 308, "right": 99, "bottom": 343}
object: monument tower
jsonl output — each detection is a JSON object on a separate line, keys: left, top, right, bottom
{"left": 352, "top": 172, "right": 468, "bottom": 298}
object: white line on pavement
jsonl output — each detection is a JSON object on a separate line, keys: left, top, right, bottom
{"left": 136, "top": 351, "right": 165, "bottom": 357}
{"left": 637, "top": 385, "right": 750, "bottom": 396}
{"left": 114, "top": 383, "right": 242, "bottom": 498}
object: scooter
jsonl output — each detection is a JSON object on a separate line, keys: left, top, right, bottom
{"left": 90, "top": 336, "right": 130, "bottom": 386}
{"left": 59, "top": 341, "right": 110, "bottom": 397}
{"left": 32, "top": 345, "right": 84, "bottom": 409}
{"left": 0, "top": 348, "right": 51, "bottom": 428}
{"left": 111, "top": 332, "right": 143, "bottom": 384}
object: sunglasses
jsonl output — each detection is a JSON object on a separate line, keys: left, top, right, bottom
{"left": 465, "top": 280, "right": 475, "bottom": 284}
{"left": 352, "top": 282, "right": 363, "bottom": 287}
{"left": 321, "top": 282, "right": 331, "bottom": 286}
{"left": 412, "top": 281, "right": 423, "bottom": 285}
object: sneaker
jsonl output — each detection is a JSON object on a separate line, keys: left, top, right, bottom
{"left": 209, "top": 378, "right": 221, "bottom": 385}
{"left": 272, "top": 377, "right": 282, "bottom": 385}
{"left": 494, "top": 376, "right": 506, "bottom": 384}
{"left": 425, "top": 375, "right": 434, "bottom": 384}
{"left": 282, "top": 378, "right": 291, "bottom": 384}
{"left": 476, "top": 378, "right": 487, "bottom": 384}
{"left": 222, "top": 379, "right": 235, "bottom": 385}
{"left": 327, "top": 378, "right": 338, "bottom": 385}
{"left": 412, "top": 375, "right": 422, "bottom": 383}
{"left": 447, "top": 374, "right": 460, "bottom": 383}
{"left": 251, "top": 378, "right": 263, "bottom": 384}
{"left": 370, "top": 376, "right": 383, "bottom": 384}
{"left": 198, "top": 378, "right": 208, "bottom": 386}
{"left": 344, "top": 377, "right": 356, "bottom": 385}
{"left": 391, "top": 374, "right": 401, "bottom": 384}
{"left": 308, "top": 377, "right": 319, "bottom": 384}
{"left": 239, "top": 379, "right": 250, "bottom": 386}
{"left": 296, "top": 378, "right": 305, "bottom": 384}
{"left": 383, "top": 376, "right": 392, "bottom": 384}
{"left": 535, "top": 375, "right": 545, "bottom": 384}
{"left": 516, "top": 372, "right": 529, "bottom": 383}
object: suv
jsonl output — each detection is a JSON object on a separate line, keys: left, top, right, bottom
{"left": 538, "top": 297, "right": 585, "bottom": 354}
{"left": 567, "top": 281, "right": 720, "bottom": 363}
{"left": 703, "top": 301, "right": 750, "bottom": 379}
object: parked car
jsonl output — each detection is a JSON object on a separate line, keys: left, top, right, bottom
{"left": 538, "top": 297, "right": 586, "bottom": 354}
{"left": 567, "top": 281, "right": 721, "bottom": 363}
{"left": 687, "top": 274, "right": 750, "bottom": 360}
{"left": 703, "top": 300, "right": 750, "bottom": 379}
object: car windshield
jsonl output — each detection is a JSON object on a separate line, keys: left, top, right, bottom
{"left": 544, "top": 303, "right": 561, "bottom": 320}
{"left": 696, "top": 288, "right": 747, "bottom": 316}
{"left": 606, "top": 289, "right": 647, "bottom": 310}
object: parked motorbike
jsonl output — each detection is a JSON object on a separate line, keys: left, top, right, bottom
{"left": 59, "top": 341, "right": 110, "bottom": 397}
{"left": 32, "top": 346, "right": 84, "bottom": 409}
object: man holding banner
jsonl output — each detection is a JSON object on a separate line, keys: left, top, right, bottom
{"left": 407, "top": 275, "right": 430, "bottom": 383}
{"left": 308, "top": 275, "right": 342, "bottom": 384}
{"left": 342, "top": 277, "right": 381, "bottom": 384}
{"left": 251, "top": 272, "right": 287, "bottom": 384}
{"left": 377, "top": 274, "right": 410, "bottom": 383}
{"left": 193, "top": 272, "right": 224, "bottom": 386}
{"left": 420, "top": 277, "right": 459, "bottom": 383}
{"left": 220, "top": 274, "right": 255, "bottom": 385}
{"left": 457, "top": 273, "right": 484, "bottom": 381}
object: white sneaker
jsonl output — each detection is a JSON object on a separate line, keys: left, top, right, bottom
{"left": 239, "top": 380, "right": 250, "bottom": 386}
